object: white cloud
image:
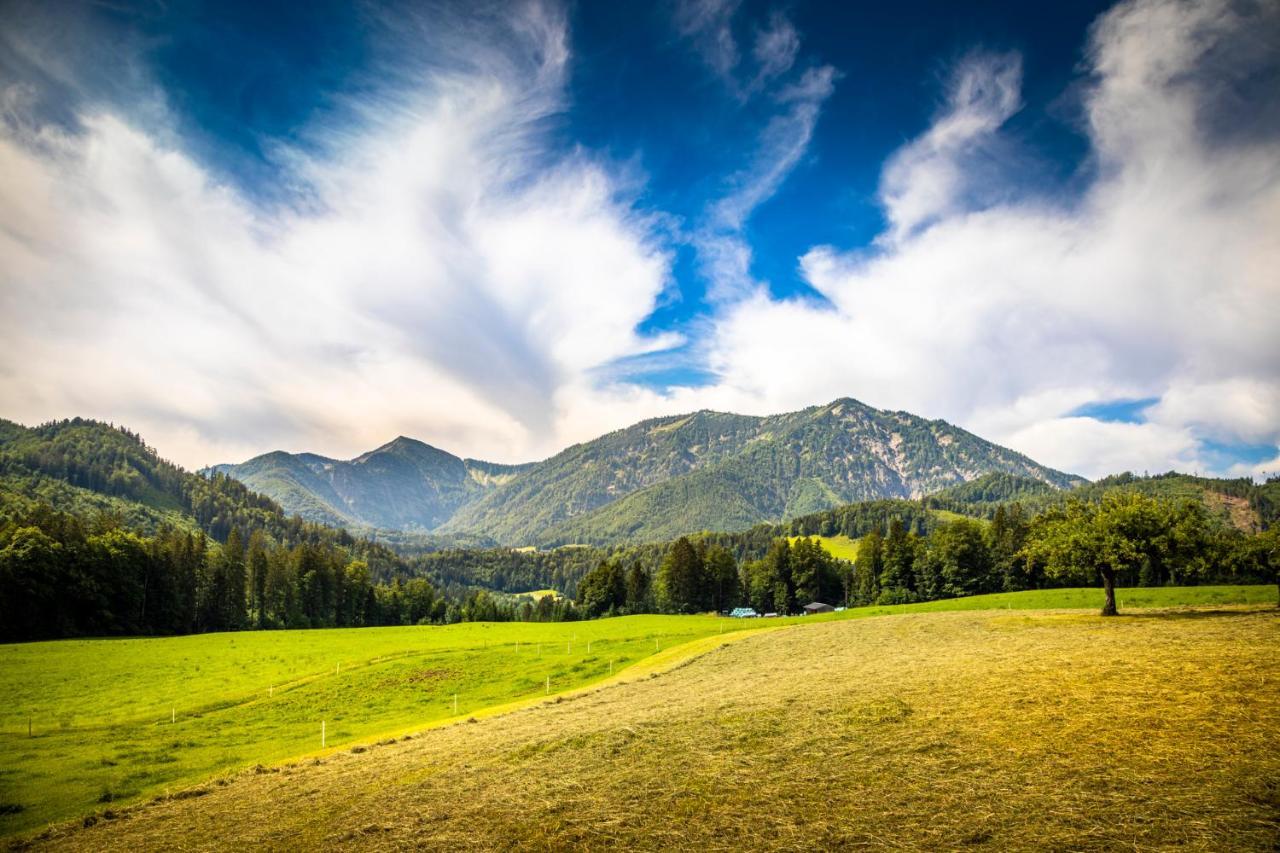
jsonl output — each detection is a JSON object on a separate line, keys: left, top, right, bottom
{"left": 879, "top": 51, "right": 1022, "bottom": 243}
{"left": 672, "top": 0, "right": 742, "bottom": 83}
{"left": 697, "top": 66, "right": 837, "bottom": 300}
{"left": 750, "top": 12, "right": 801, "bottom": 91}
{"left": 0, "top": 1, "right": 675, "bottom": 468}
{"left": 1, "top": 0, "right": 1275, "bottom": 488}
{"left": 701, "top": 0, "right": 1280, "bottom": 479}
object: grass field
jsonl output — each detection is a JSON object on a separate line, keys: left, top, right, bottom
{"left": 28, "top": 603, "right": 1280, "bottom": 850}
{"left": 1, "top": 585, "right": 1275, "bottom": 840}
{"left": 788, "top": 533, "right": 861, "bottom": 560}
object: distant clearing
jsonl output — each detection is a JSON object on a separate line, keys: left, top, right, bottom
{"left": 31, "top": 605, "right": 1280, "bottom": 850}
{"left": 788, "top": 533, "right": 861, "bottom": 561}
{"left": 1, "top": 585, "right": 1274, "bottom": 839}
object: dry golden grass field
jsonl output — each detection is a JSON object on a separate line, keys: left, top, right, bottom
{"left": 21, "top": 606, "right": 1280, "bottom": 851}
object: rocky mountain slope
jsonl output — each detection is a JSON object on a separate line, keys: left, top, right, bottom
{"left": 214, "top": 398, "right": 1085, "bottom": 544}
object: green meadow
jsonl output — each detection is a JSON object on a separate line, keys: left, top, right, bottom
{"left": 0, "top": 585, "right": 1273, "bottom": 837}
{"left": 790, "top": 533, "right": 862, "bottom": 561}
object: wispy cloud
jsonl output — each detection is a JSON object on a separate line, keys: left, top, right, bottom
{"left": 672, "top": 0, "right": 742, "bottom": 84}
{"left": 670, "top": 1, "right": 839, "bottom": 301}
{"left": 879, "top": 51, "right": 1022, "bottom": 243}
{"left": 0, "top": 0, "right": 675, "bottom": 467}
{"left": 699, "top": 65, "right": 838, "bottom": 300}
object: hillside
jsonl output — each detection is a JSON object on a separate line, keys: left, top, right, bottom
{"left": 0, "top": 418, "right": 326, "bottom": 545}
{"left": 216, "top": 398, "right": 1083, "bottom": 545}
{"left": 208, "top": 438, "right": 531, "bottom": 531}
{"left": 925, "top": 470, "right": 1280, "bottom": 531}
{"left": 446, "top": 399, "right": 1084, "bottom": 544}
{"left": 29, "top": 606, "right": 1280, "bottom": 850}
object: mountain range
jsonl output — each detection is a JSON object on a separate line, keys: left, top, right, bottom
{"left": 210, "top": 398, "right": 1085, "bottom": 545}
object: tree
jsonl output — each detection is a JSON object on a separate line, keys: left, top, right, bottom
{"left": 987, "top": 504, "right": 1029, "bottom": 591}
{"left": 624, "top": 563, "right": 651, "bottom": 613}
{"left": 704, "top": 545, "right": 740, "bottom": 612}
{"left": 761, "top": 539, "right": 794, "bottom": 614}
{"left": 854, "top": 530, "right": 883, "bottom": 605}
{"left": 790, "top": 537, "right": 837, "bottom": 605}
{"left": 656, "top": 537, "right": 704, "bottom": 613}
{"left": 931, "top": 519, "right": 994, "bottom": 599}
{"left": 247, "top": 531, "right": 269, "bottom": 628}
{"left": 880, "top": 519, "right": 916, "bottom": 596}
{"left": 577, "top": 560, "right": 626, "bottom": 618}
{"left": 0, "top": 526, "right": 65, "bottom": 641}
{"left": 1023, "top": 493, "right": 1168, "bottom": 616}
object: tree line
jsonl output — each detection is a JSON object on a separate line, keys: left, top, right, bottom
{"left": 573, "top": 492, "right": 1279, "bottom": 617}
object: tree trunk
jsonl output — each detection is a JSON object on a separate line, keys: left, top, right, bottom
{"left": 1100, "top": 568, "right": 1118, "bottom": 617}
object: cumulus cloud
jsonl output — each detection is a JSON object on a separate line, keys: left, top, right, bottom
{"left": 702, "top": 0, "right": 1280, "bottom": 479}
{"left": 0, "top": 0, "right": 675, "bottom": 467}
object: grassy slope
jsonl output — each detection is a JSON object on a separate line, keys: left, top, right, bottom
{"left": 788, "top": 533, "right": 862, "bottom": 561}
{"left": 1, "top": 585, "right": 1274, "bottom": 839}
{"left": 32, "top": 604, "right": 1280, "bottom": 851}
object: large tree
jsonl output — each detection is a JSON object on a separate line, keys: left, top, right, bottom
{"left": 1023, "top": 493, "right": 1168, "bottom": 616}
{"left": 656, "top": 537, "right": 704, "bottom": 614}
{"left": 703, "top": 545, "right": 740, "bottom": 612}
{"left": 577, "top": 560, "right": 627, "bottom": 618}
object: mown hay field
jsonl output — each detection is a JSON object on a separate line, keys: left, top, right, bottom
{"left": 25, "top": 604, "right": 1280, "bottom": 851}
{"left": 1, "top": 585, "right": 1275, "bottom": 842}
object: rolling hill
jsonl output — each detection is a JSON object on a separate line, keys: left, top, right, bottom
{"left": 217, "top": 398, "right": 1086, "bottom": 545}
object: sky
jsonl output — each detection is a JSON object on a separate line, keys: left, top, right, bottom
{"left": 0, "top": 0, "right": 1277, "bottom": 481}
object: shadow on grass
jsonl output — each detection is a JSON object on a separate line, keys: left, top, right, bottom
{"left": 1118, "top": 606, "right": 1279, "bottom": 621}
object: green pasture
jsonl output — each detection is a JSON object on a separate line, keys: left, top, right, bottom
{"left": 788, "top": 533, "right": 862, "bottom": 560}
{"left": 0, "top": 585, "right": 1273, "bottom": 837}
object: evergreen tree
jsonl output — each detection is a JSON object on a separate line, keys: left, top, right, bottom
{"left": 703, "top": 545, "right": 740, "bottom": 612}
{"left": 853, "top": 530, "right": 883, "bottom": 605}
{"left": 879, "top": 519, "right": 916, "bottom": 596}
{"left": 624, "top": 563, "right": 651, "bottom": 613}
{"left": 656, "top": 537, "right": 704, "bottom": 613}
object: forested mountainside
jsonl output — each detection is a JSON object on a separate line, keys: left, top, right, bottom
{"left": 925, "top": 470, "right": 1280, "bottom": 531}
{"left": 411, "top": 469, "right": 1280, "bottom": 605}
{"left": 207, "top": 438, "right": 530, "bottom": 530}
{"left": 0, "top": 418, "right": 453, "bottom": 640}
{"left": 219, "top": 398, "right": 1085, "bottom": 545}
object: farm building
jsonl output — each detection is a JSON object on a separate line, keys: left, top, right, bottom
{"left": 803, "top": 602, "right": 834, "bottom": 614}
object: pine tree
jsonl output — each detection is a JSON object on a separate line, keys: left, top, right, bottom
{"left": 656, "top": 537, "right": 704, "bottom": 613}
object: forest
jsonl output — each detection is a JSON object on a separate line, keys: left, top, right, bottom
{"left": 1, "top": 419, "right": 1277, "bottom": 642}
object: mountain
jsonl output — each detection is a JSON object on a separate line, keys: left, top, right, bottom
{"left": 208, "top": 437, "right": 531, "bottom": 531}
{"left": 215, "top": 398, "right": 1085, "bottom": 545}
{"left": 484, "top": 399, "right": 1084, "bottom": 545}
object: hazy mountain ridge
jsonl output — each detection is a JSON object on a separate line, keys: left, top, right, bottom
{"left": 214, "top": 398, "right": 1085, "bottom": 544}
{"left": 207, "top": 436, "right": 522, "bottom": 531}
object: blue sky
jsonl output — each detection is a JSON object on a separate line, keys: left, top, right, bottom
{"left": 0, "top": 0, "right": 1277, "bottom": 480}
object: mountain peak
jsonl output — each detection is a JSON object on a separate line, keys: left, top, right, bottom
{"left": 216, "top": 399, "right": 1083, "bottom": 542}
